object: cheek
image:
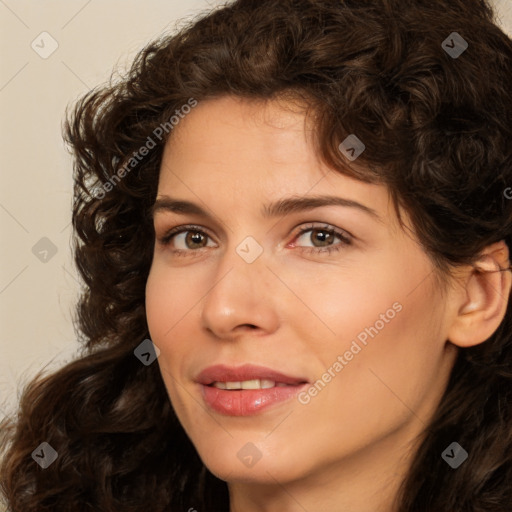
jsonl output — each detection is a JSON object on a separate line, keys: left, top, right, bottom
{"left": 294, "top": 258, "right": 446, "bottom": 407}
{"left": 365, "top": 286, "right": 448, "bottom": 394}
{"left": 282, "top": 263, "right": 404, "bottom": 348}
{"left": 299, "top": 249, "right": 439, "bottom": 356}
{"left": 145, "top": 265, "right": 188, "bottom": 392}
{"left": 145, "top": 271, "right": 168, "bottom": 343}
{"left": 145, "top": 262, "right": 210, "bottom": 393}
{"left": 145, "top": 262, "right": 197, "bottom": 342}
{"left": 145, "top": 266, "right": 191, "bottom": 415}
{"left": 317, "top": 278, "right": 447, "bottom": 433}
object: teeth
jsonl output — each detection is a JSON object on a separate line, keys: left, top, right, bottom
{"left": 211, "top": 379, "right": 282, "bottom": 390}
{"left": 241, "top": 379, "right": 260, "bottom": 389}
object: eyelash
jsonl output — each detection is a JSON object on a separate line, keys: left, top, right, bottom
{"left": 157, "top": 223, "right": 352, "bottom": 258}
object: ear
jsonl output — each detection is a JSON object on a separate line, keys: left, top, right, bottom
{"left": 447, "top": 240, "right": 512, "bottom": 348}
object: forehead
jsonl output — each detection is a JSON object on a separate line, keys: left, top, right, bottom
{"left": 157, "top": 95, "right": 399, "bottom": 228}
{"left": 161, "top": 96, "right": 317, "bottom": 180}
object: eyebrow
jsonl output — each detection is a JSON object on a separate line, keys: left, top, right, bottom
{"left": 151, "top": 194, "right": 382, "bottom": 222}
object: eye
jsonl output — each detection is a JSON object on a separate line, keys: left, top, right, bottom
{"left": 156, "top": 222, "right": 352, "bottom": 257}
{"left": 158, "top": 224, "right": 215, "bottom": 256}
{"left": 290, "top": 223, "right": 352, "bottom": 255}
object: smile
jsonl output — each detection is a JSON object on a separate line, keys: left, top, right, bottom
{"left": 210, "top": 379, "right": 294, "bottom": 390}
{"left": 196, "top": 364, "right": 309, "bottom": 415}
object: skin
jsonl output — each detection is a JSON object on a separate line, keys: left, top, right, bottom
{"left": 145, "top": 95, "right": 511, "bottom": 512}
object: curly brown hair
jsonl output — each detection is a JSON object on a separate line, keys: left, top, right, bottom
{"left": 2, "top": 0, "right": 512, "bottom": 510}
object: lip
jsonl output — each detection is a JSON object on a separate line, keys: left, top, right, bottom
{"left": 196, "top": 364, "right": 308, "bottom": 386}
{"left": 196, "top": 364, "right": 309, "bottom": 416}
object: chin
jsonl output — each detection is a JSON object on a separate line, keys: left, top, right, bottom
{"left": 193, "top": 439, "right": 312, "bottom": 485}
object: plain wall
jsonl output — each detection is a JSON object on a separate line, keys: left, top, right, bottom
{"left": 1, "top": 0, "right": 511, "bottom": 420}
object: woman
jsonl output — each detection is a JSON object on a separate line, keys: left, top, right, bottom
{"left": 2, "top": 0, "right": 512, "bottom": 510}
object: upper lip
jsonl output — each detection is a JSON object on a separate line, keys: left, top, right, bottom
{"left": 196, "top": 364, "right": 309, "bottom": 385}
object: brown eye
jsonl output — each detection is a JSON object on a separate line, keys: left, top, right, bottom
{"left": 184, "top": 231, "right": 208, "bottom": 249}
{"left": 308, "top": 228, "right": 336, "bottom": 247}
{"left": 158, "top": 225, "right": 216, "bottom": 252}
{"left": 293, "top": 224, "right": 352, "bottom": 253}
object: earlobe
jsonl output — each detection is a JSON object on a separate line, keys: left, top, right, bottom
{"left": 448, "top": 241, "right": 512, "bottom": 348}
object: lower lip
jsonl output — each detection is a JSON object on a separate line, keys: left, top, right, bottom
{"left": 200, "top": 383, "right": 308, "bottom": 416}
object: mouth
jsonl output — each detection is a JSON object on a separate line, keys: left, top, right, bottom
{"left": 208, "top": 379, "right": 298, "bottom": 390}
{"left": 196, "top": 364, "right": 309, "bottom": 416}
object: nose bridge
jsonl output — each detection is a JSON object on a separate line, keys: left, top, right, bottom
{"left": 200, "top": 235, "right": 279, "bottom": 336}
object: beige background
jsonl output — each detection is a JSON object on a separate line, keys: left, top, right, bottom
{"left": 1, "top": 0, "right": 511, "bottom": 420}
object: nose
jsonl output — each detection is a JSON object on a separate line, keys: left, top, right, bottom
{"left": 200, "top": 245, "right": 280, "bottom": 340}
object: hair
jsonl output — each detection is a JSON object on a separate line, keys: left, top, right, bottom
{"left": 2, "top": 0, "right": 512, "bottom": 510}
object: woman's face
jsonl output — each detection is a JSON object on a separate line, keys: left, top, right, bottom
{"left": 145, "top": 96, "right": 458, "bottom": 489}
